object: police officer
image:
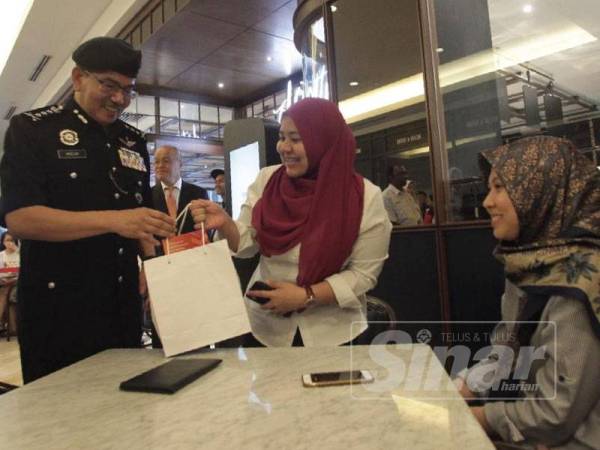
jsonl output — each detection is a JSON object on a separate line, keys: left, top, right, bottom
{"left": 0, "top": 37, "right": 176, "bottom": 383}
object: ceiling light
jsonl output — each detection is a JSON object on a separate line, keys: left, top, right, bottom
{"left": 523, "top": 4, "right": 533, "bottom": 13}
{"left": 330, "top": 5, "right": 337, "bottom": 12}
{"left": 0, "top": 0, "right": 35, "bottom": 77}
{"left": 436, "top": 48, "right": 444, "bottom": 53}
{"left": 218, "top": 82, "right": 224, "bottom": 89}
{"left": 266, "top": 56, "right": 272, "bottom": 62}
{"left": 349, "top": 81, "right": 359, "bottom": 86}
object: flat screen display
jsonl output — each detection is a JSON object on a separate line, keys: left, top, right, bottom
{"left": 230, "top": 141, "right": 260, "bottom": 220}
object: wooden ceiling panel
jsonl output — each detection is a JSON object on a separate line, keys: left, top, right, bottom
{"left": 137, "top": 50, "right": 195, "bottom": 86}
{"left": 139, "top": 0, "right": 301, "bottom": 104}
{"left": 201, "top": 29, "right": 302, "bottom": 79}
{"left": 184, "top": 0, "right": 291, "bottom": 27}
{"left": 166, "top": 63, "right": 275, "bottom": 101}
{"left": 142, "top": 10, "right": 245, "bottom": 62}
{"left": 252, "top": 0, "right": 297, "bottom": 40}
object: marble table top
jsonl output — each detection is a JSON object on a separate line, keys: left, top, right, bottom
{"left": 0, "top": 345, "right": 493, "bottom": 450}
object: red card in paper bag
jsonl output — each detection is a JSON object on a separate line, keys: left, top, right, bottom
{"left": 162, "top": 231, "right": 209, "bottom": 255}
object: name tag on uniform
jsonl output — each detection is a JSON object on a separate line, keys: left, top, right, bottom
{"left": 118, "top": 147, "right": 147, "bottom": 172}
{"left": 57, "top": 149, "right": 87, "bottom": 159}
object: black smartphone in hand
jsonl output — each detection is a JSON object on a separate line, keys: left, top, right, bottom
{"left": 246, "top": 281, "right": 273, "bottom": 305}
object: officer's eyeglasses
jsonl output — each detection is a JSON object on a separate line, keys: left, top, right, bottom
{"left": 84, "top": 71, "right": 137, "bottom": 99}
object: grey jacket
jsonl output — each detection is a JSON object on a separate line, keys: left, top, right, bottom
{"left": 463, "top": 280, "right": 600, "bottom": 449}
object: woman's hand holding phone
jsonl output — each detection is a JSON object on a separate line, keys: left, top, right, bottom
{"left": 246, "top": 280, "right": 309, "bottom": 315}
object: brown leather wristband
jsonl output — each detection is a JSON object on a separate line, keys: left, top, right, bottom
{"left": 304, "top": 285, "right": 317, "bottom": 307}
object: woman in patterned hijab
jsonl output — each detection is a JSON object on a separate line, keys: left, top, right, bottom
{"left": 480, "top": 135, "right": 600, "bottom": 333}
{"left": 462, "top": 135, "right": 600, "bottom": 449}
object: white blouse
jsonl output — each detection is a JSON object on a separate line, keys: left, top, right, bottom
{"left": 232, "top": 165, "right": 392, "bottom": 347}
{"left": 0, "top": 250, "right": 19, "bottom": 268}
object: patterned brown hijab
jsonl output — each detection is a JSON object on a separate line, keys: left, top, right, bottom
{"left": 479, "top": 135, "right": 600, "bottom": 338}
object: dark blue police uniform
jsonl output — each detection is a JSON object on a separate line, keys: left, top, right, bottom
{"left": 0, "top": 97, "right": 151, "bottom": 383}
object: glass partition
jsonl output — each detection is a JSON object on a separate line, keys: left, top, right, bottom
{"left": 434, "top": 0, "right": 600, "bottom": 221}
{"left": 331, "top": 0, "right": 434, "bottom": 227}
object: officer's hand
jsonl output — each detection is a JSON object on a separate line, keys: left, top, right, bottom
{"left": 113, "top": 208, "right": 176, "bottom": 246}
{"left": 189, "top": 199, "right": 231, "bottom": 231}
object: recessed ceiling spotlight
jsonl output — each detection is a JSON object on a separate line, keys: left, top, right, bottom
{"left": 349, "top": 81, "right": 359, "bottom": 86}
{"left": 218, "top": 82, "right": 224, "bottom": 89}
{"left": 523, "top": 4, "right": 533, "bottom": 13}
{"left": 436, "top": 47, "right": 444, "bottom": 53}
{"left": 330, "top": 5, "right": 337, "bottom": 12}
{"left": 266, "top": 56, "right": 272, "bottom": 62}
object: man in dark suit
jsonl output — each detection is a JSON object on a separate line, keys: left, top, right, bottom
{"left": 150, "top": 145, "right": 208, "bottom": 348}
{"left": 152, "top": 145, "right": 208, "bottom": 234}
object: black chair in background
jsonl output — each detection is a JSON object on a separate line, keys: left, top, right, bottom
{"left": 355, "top": 296, "right": 397, "bottom": 345}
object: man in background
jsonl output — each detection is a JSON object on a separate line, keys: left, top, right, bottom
{"left": 150, "top": 145, "right": 208, "bottom": 348}
{"left": 382, "top": 164, "right": 423, "bottom": 227}
{"left": 210, "top": 168, "right": 226, "bottom": 209}
{"left": 152, "top": 145, "right": 208, "bottom": 234}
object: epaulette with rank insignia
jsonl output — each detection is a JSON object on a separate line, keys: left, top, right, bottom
{"left": 122, "top": 121, "right": 145, "bottom": 139}
{"left": 22, "top": 104, "right": 65, "bottom": 122}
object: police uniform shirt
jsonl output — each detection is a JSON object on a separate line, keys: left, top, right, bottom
{"left": 0, "top": 97, "right": 151, "bottom": 383}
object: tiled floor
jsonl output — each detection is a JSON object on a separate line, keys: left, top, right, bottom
{"left": 0, "top": 337, "right": 23, "bottom": 386}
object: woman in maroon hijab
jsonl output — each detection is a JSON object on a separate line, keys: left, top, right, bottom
{"left": 191, "top": 98, "right": 392, "bottom": 346}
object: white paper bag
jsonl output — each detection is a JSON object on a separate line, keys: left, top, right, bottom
{"left": 144, "top": 239, "right": 251, "bottom": 357}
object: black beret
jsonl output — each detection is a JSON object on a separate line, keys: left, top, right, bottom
{"left": 72, "top": 37, "right": 141, "bottom": 78}
{"left": 210, "top": 169, "right": 225, "bottom": 179}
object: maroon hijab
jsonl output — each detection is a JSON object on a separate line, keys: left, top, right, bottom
{"left": 251, "top": 98, "right": 364, "bottom": 286}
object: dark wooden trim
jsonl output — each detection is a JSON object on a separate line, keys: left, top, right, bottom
{"left": 418, "top": 0, "right": 449, "bottom": 226}
{"left": 390, "top": 221, "right": 491, "bottom": 235}
{"left": 439, "top": 220, "right": 491, "bottom": 230}
{"left": 293, "top": 0, "right": 325, "bottom": 52}
{"left": 391, "top": 224, "right": 435, "bottom": 233}
{"left": 117, "top": 0, "right": 161, "bottom": 39}
{"left": 323, "top": 1, "right": 338, "bottom": 103}
{"left": 417, "top": 0, "right": 452, "bottom": 331}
